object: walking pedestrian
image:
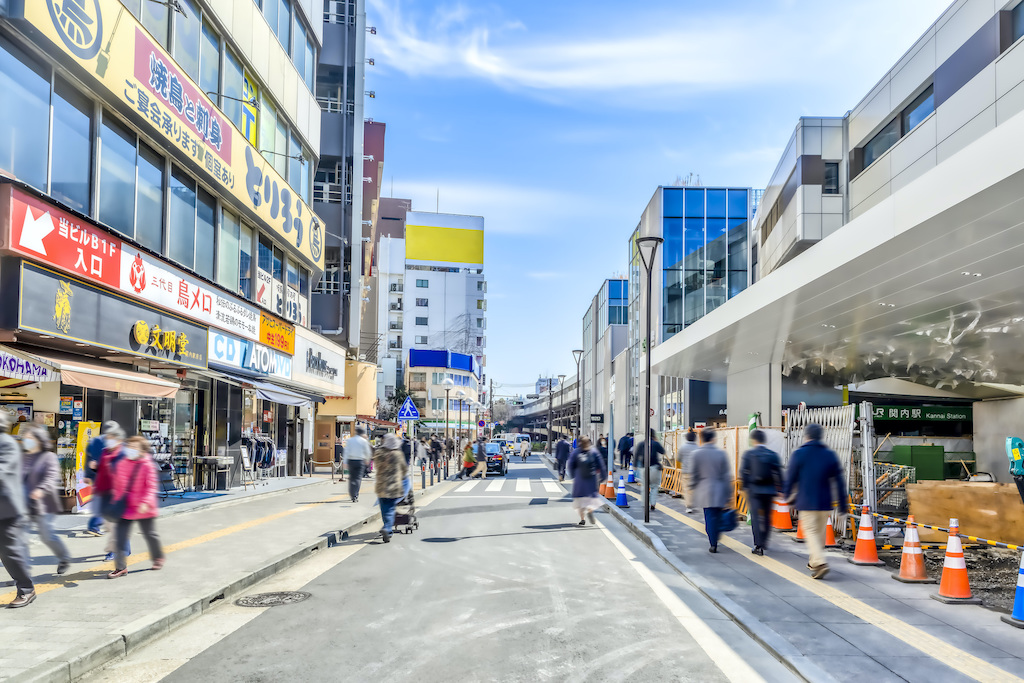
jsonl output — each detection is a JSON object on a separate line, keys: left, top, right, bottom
{"left": 676, "top": 430, "right": 698, "bottom": 513}
{"left": 0, "top": 411, "right": 35, "bottom": 608}
{"left": 568, "top": 436, "right": 607, "bottom": 526}
{"left": 471, "top": 438, "right": 488, "bottom": 479}
{"left": 460, "top": 441, "right": 476, "bottom": 479}
{"left": 101, "top": 437, "right": 164, "bottom": 578}
{"left": 740, "top": 429, "right": 783, "bottom": 556}
{"left": 343, "top": 426, "right": 371, "bottom": 503}
{"left": 92, "top": 428, "right": 131, "bottom": 562}
{"left": 617, "top": 432, "right": 634, "bottom": 471}
{"left": 555, "top": 436, "right": 571, "bottom": 482}
{"left": 634, "top": 430, "right": 665, "bottom": 511}
{"left": 783, "top": 424, "right": 847, "bottom": 579}
{"left": 84, "top": 421, "right": 121, "bottom": 536}
{"left": 19, "top": 424, "right": 71, "bottom": 575}
{"left": 373, "top": 434, "right": 408, "bottom": 543}
{"left": 597, "top": 436, "right": 609, "bottom": 468}
{"left": 689, "top": 428, "right": 732, "bottom": 553}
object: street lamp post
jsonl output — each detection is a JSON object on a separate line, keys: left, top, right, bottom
{"left": 572, "top": 349, "right": 583, "bottom": 444}
{"left": 557, "top": 373, "right": 566, "bottom": 443}
{"left": 546, "top": 381, "right": 554, "bottom": 454}
{"left": 636, "top": 235, "right": 663, "bottom": 524}
{"left": 457, "top": 389, "right": 466, "bottom": 450}
{"left": 443, "top": 377, "right": 454, "bottom": 459}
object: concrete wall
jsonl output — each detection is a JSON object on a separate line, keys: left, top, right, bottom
{"left": 973, "top": 396, "right": 1023, "bottom": 482}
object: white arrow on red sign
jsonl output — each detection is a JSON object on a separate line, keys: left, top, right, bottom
{"left": 19, "top": 208, "right": 55, "bottom": 256}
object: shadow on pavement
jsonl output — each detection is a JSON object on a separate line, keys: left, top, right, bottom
{"left": 419, "top": 526, "right": 600, "bottom": 543}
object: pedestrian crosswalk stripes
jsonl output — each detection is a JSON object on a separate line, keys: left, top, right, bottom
{"left": 450, "top": 479, "right": 565, "bottom": 495}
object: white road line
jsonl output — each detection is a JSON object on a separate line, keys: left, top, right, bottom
{"left": 516, "top": 478, "right": 531, "bottom": 492}
{"left": 456, "top": 480, "right": 479, "bottom": 493}
{"left": 486, "top": 480, "right": 504, "bottom": 492}
{"left": 542, "top": 480, "right": 562, "bottom": 493}
{"left": 597, "top": 523, "right": 766, "bottom": 683}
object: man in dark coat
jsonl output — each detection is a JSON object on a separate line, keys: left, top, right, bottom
{"left": 555, "top": 436, "right": 571, "bottom": 482}
{"left": 634, "top": 431, "right": 665, "bottom": 511}
{"left": 740, "top": 429, "right": 783, "bottom": 555}
{"left": 784, "top": 423, "right": 848, "bottom": 579}
{"left": 617, "top": 432, "right": 634, "bottom": 471}
{"left": 0, "top": 411, "right": 35, "bottom": 608}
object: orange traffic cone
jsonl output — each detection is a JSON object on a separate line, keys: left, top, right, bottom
{"left": 848, "top": 505, "right": 884, "bottom": 566}
{"left": 932, "top": 518, "right": 981, "bottom": 604}
{"left": 601, "top": 472, "right": 615, "bottom": 500}
{"left": 892, "top": 516, "right": 935, "bottom": 584}
{"left": 824, "top": 513, "right": 839, "bottom": 548}
{"left": 793, "top": 518, "right": 806, "bottom": 542}
{"left": 771, "top": 498, "right": 795, "bottom": 531}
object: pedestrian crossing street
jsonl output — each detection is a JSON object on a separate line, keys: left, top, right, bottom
{"left": 452, "top": 478, "right": 565, "bottom": 495}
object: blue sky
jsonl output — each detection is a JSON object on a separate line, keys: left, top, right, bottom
{"left": 363, "top": 0, "right": 947, "bottom": 396}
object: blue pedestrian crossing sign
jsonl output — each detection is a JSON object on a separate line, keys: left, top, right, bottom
{"left": 397, "top": 396, "right": 420, "bottom": 421}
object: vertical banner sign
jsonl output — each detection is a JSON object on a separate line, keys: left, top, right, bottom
{"left": 75, "top": 421, "right": 101, "bottom": 509}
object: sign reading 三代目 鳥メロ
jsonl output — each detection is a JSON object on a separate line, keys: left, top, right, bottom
{"left": 18, "top": 262, "right": 208, "bottom": 369}
{"left": 18, "top": 0, "right": 323, "bottom": 273}
{"left": 870, "top": 405, "right": 973, "bottom": 422}
{"left": 259, "top": 313, "right": 295, "bottom": 355}
{"left": 207, "top": 331, "right": 291, "bottom": 380}
{"left": 7, "top": 189, "right": 261, "bottom": 341}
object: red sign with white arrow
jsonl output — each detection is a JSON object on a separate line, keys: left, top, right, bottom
{"left": 9, "top": 190, "right": 121, "bottom": 289}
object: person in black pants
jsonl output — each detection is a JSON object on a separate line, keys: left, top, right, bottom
{"left": 617, "top": 432, "right": 633, "bottom": 471}
{"left": 740, "top": 429, "right": 783, "bottom": 556}
{"left": 0, "top": 411, "right": 35, "bottom": 608}
{"left": 555, "top": 437, "right": 571, "bottom": 482}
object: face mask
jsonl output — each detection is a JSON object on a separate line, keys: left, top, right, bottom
{"left": 105, "top": 437, "right": 119, "bottom": 448}
{"left": 22, "top": 437, "right": 38, "bottom": 453}
{"left": 123, "top": 447, "right": 140, "bottom": 461}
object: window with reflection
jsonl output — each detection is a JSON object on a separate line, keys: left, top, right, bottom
{"left": 142, "top": 1, "right": 170, "bottom": 48}
{"left": 901, "top": 85, "right": 934, "bottom": 135}
{"left": 823, "top": 163, "right": 839, "bottom": 194}
{"left": 260, "top": 95, "right": 277, "bottom": 165}
{"left": 863, "top": 118, "right": 899, "bottom": 167}
{"left": 200, "top": 22, "right": 220, "bottom": 99}
{"left": 223, "top": 49, "right": 244, "bottom": 131}
{"left": 98, "top": 117, "right": 137, "bottom": 237}
{"left": 218, "top": 210, "right": 241, "bottom": 292}
{"left": 136, "top": 143, "right": 165, "bottom": 252}
{"left": 195, "top": 188, "right": 216, "bottom": 280}
{"left": 173, "top": 0, "right": 201, "bottom": 82}
{"left": 289, "top": 131, "right": 302, "bottom": 192}
{"left": 239, "top": 223, "right": 254, "bottom": 299}
{"left": 51, "top": 78, "right": 93, "bottom": 213}
{"left": 169, "top": 168, "right": 197, "bottom": 269}
{"left": 0, "top": 37, "right": 49, "bottom": 192}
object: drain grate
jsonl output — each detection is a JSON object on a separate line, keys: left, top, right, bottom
{"left": 234, "top": 591, "right": 311, "bottom": 608}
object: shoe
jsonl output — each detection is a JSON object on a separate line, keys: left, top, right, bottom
{"left": 103, "top": 552, "right": 114, "bottom": 562}
{"left": 85, "top": 529, "right": 103, "bottom": 537}
{"left": 382, "top": 531, "right": 392, "bottom": 543}
{"left": 709, "top": 546, "right": 718, "bottom": 553}
{"left": 7, "top": 591, "right": 36, "bottom": 608}
{"left": 587, "top": 511, "right": 596, "bottom": 525}
{"left": 650, "top": 505, "right": 656, "bottom": 511}
{"left": 151, "top": 559, "right": 164, "bottom": 571}
{"left": 754, "top": 547, "right": 764, "bottom": 556}
{"left": 811, "top": 564, "right": 830, "bottom": 580}
{"left": 578, "top": 519, "right": 586, "bottom": 526}
{"left": 56, "top": 561, "right": 70, "bottom": 575}
{"left": 686, "top": 507, "right": 695, "bottom": 514}
{"left": 107, "top": 568, "right": 128, "bottom": 579}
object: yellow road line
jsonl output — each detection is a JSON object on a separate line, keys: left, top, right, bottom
{"left": 627, "top": 492, "right": 1023, "bottom": 683}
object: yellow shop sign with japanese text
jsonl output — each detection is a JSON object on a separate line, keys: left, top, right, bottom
{"left": 21, "top": 0, "right": 324, "bottom": 274}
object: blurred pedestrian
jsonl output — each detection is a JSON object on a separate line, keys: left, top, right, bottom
{"left": 784, "top": 424, "right": 847, "bottom": 579}
{"left": 740, "top": 429, "right": 783, "bottom": 556}
{"left": 597, "top": 436, "right": 609, "bottom": 466}
{"left": 459, "top": 441, "right": 476, "bottom": 479}
{"left": 20, "top": 424, "right": 71, "bottom": 575}
{"left": 676, "top": 430, "right": 698, "bottom": 513}
{"left": 471, "top": 438, "right": 488, "bottom": 479}
{"left": 84, "top": 421, "right": 121, "bottom": 536}
{"left": 373, "top": 434, "right": 409, "bottom": 543}
{"left": 690, "top": 428, "right": 732, "bottom": 553}
{"left": 0, "top": 411, "right": 35, "bottom": 608}
{"left": 344, "top": 426, "right": 371, "bottom": 503}
{"left": 617, "top": 432, "right": 634, "bottom": 471}
{"left": 92, "top": 427, "right": 131, "bottom": 562}
{"left": 634, "top": 430, "right": 665, "bottom": 511}
{"left": 519, "top": 438, "right": 530, "bottom": 462}
{"left": 555, "top": 436, "right": 571, "bottom": 482}
{"left": 101, "top": 437, "right": 164, "bottom": 579}
{"left": 568, "top": 436, "right": 607, "bottom": 526}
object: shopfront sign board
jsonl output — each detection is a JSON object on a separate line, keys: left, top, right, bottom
{"left": 871, "top": 405, "right": 972, "bottom": 421}
{"left": 259, "top": 313, "right": 295, "bottom": 354}
{"left": 292, "top": 327, "right": 344, "bottom": 390}
{"left": 8, "top": 189, "right": 260, "bottom": 341}
{"left": 59, "top": 397, "right": 73, "bottom": 414}
{"left": 208, "top": 330, "right": 291, "bottom": 380}
{"left": 590, "top": 414, "right": 604, "bottom": 423}
{"left": 19, "top": 262, "right": 208, "bottom": 369}
{"left": 17, "top": 0, "right": 324, "bottom": 273}
{"left": 0, "top": 347, "right": 58, "bottom": 383}
{"left": 72, "top": 401, "right": 84, "bottom": 421}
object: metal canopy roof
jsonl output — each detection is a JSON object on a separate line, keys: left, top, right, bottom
{"left": 651, "top": 109, "right": 1024, "bottom": 394}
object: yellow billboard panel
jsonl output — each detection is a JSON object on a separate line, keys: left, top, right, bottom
{"left": 20, "top": 0, "right": 323, "bottom": 274}
{"left": 406, "top": 225, "right": 484, "bottom": 266}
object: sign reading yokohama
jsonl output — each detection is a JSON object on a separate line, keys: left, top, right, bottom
{"left": 8, "top": 189, "right": 260, "bottom": 341}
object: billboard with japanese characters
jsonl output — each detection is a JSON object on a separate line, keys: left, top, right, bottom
{"left": 18, "top": 0, "right": 323, "bottom": 274}
{"left": 18, "top": 262, "right": 208, "bottom": 369}
{"left": 7, "top": 188, "right": 260, "bottom": 342}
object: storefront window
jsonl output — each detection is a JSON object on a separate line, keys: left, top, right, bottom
{"left": 136, "top": 143, "right": 165, "bottom": 252}
{"left": 218, "top": 209, "right": 241, "bottom": 291}
{"left": 51, "top": 78, "right": 93, "bottom": 214}
{"left": 169, "top": 167, "right": 197, "bottom": 268}
{"left": 196, "top": 188, "right": 216, "bottom": 281}
{"left": 0, "top": 37, "right": 49, "bottom": 192}
{"left": 240, "top": 223, "right": 254, "bottom": 299}
{"left": 98, "top": 117, "right": 137, "bottom": 237}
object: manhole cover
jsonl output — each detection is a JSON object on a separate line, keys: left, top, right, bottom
{"left": 234, "top": 591, "right": 311, "bottom": 607}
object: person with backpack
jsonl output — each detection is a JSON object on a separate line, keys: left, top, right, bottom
{"left": 740, "top": 429, "right": 783, "bottom": 556}
{"left": 568, "top": 436, "right": 607, "bottom": 526}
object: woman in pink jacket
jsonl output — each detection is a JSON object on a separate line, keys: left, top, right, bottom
{"left": 103, "top": 436, "right": 164, "bottom": 578}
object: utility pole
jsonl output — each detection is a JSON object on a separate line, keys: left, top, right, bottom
{"left": 546, "top": 383, "right": 553, "bottom": 454}
{"left": 488, "top": 378, "right": 494, "bottom": 438}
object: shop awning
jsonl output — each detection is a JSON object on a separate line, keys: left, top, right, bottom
{"left": 0, "top": 344, "right": 60, "bottom": 387}
{"left": 249, "top": 379, "right": 311, "bottom": 407}
{"left": 29, "top": 353, "right": 179, "bottom": 398}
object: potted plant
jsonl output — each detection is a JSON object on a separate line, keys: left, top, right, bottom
{"left": 58, "top": 455, "right": 77, "bottom": 512}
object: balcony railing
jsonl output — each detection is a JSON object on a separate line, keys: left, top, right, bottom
{"left": 313, "top": 182, "right": 351, "bottom": 205}
{"left": 408, "top": 381, "right": 427, "bottom": 392}
{"left": 390, "top": 284, "right": 403, "bottom": 293}
{"left": 388, "top": 322, "right": 401, "bottom": 330}
{"left": 316, "top": 96, "right": 355, "bottom": 115}
{"left": 388, "top": 341, "right": 402, "bottom": 350}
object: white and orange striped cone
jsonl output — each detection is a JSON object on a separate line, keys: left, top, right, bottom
{"left": 601, "top": 472, "right": 615, "bottom": 500}
{"left": 848, "top": 505, "right": 884, "bottom": 566}
{"left": 771, "top": 498, "right": 795, "bottom": 532}
{"left": 793, "top": 518, "right": 806, "bottom": 542}
{"left": 932, "top": 518, "right": 981, "bottom": 604}
{"left": 824, "top": 513, "right": 839, "bottom": 548}
{"left": 1001, "top": 552, "right": 1024, "bottom": 628}
{"left": 892, "top": 516, "right": 935, "bottom": 584}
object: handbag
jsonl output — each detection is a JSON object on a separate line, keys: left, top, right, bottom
{"left": 101, "top": 460, "right": 143, "bottom": 522}
{"left": 719, "top": 508, "right": 738, "bottom": 533}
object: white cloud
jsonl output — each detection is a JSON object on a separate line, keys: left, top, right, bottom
{"left": 367, "top": 0, "right": 946, "bottom": 101}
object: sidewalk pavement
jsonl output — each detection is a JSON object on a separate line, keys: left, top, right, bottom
{"left": 612, "top": 481, "right": 1024, "bottom": 683}
{"left": 1, "top": 472, "right": 457, "bottom": 682}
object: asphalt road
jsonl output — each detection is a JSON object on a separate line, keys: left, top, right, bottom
{"left": 91, "top": 455, "right": 795, "bottom": 683}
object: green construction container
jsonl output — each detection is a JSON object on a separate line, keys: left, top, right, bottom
{"left": 889, "top": 445, "right": 945, "bottom": 480}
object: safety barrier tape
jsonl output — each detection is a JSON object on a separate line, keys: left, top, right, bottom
{"left": 846, "top": 505, "right": 1021, "bottom": 551}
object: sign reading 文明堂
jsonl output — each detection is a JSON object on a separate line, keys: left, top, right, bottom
{"left": 20, "top": 0, "right": 323, "bottom": 273}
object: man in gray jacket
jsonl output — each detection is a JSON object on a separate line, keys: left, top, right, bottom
{"left": 0, "top": 411, "right": 35, "bottom": 607}
{"left": 689, "top": 428, "right": 733, "bottom": 553}
{"left": 343, "top": 426, "right": 371, "bottom": 503}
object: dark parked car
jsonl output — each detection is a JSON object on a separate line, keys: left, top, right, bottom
{"left": 483, "top": 442, "right": 508, "bottom": 476}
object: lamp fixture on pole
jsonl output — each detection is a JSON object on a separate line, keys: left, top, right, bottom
{"left": 443, "top": 377, "right": 454, "bottom": 453}
{"left": 636, "top": 235, "right": 663, "bottom": 524}
{"left": 557, "top": 374, "right": 567, "bottom": 441}
{"left": 572, "top": 349, "right": 583, "bottom": 443}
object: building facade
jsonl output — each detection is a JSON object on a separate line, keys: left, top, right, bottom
{"left": 581, "top": 279, "right": 628, "bottom": 443}
{"left": 405, "top": 348, "right": 482, "bottom": 437}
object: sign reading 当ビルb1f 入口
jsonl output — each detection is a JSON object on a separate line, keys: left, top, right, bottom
{"left": 17, "top": 0, "right": 323, "bottom": 274}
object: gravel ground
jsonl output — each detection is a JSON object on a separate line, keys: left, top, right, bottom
{"left": 879, "top": 546, "right": 1020, "bottom": 612}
